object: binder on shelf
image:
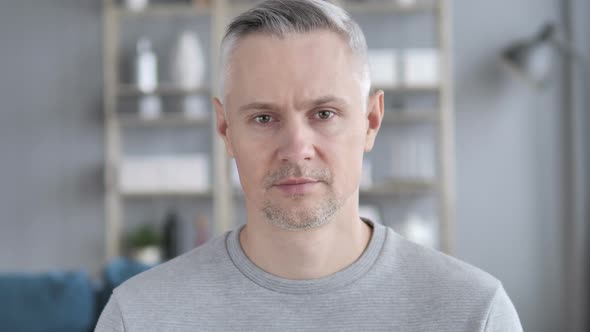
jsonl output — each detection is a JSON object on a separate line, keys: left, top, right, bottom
{"left": 119, "top": 154, "right": 211, "bottom": 195}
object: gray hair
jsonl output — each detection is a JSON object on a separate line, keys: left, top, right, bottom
{"left": 219, "top": 0, "right": 371, "bottom": 103}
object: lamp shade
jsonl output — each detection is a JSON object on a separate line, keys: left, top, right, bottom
{"left": 502, "top": 24, "right": 556, "bottom": 88}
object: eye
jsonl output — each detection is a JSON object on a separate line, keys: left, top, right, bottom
{"left": 253, "top": 114, "right": 273, "bottom": 124}
{"left": 315, "top": 110, "right": 335, "bottom": 120}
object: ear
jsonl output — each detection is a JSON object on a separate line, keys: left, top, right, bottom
{"left": 214, "top": 97, "right": 235, "bottom": 158}
{"left": 364, "top": 90, "right": 384, "bottom": 152}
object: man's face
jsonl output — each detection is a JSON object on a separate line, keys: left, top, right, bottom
{"left": 215, "top": 30, "right": 382, "bottom": 230}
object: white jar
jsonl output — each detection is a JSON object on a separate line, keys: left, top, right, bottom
{"left": 171, "top": 31, "right": 206, "bottom": 89}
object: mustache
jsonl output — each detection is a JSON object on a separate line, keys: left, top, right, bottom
{"left": 263, "top": 164, "right": 332, "bottom": 188}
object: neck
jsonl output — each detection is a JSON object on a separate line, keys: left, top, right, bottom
{"left": 239, "top": 201, "right": 373, "bottom": 280}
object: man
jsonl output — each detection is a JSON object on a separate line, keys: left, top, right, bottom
{"left": 96, "top": 0, "right": 522, "bottom": 331}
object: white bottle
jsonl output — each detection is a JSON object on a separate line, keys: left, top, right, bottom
{"left": 136, "top": 37, "right": 158, "bottom": 93}
{"left": 125, "top": 0, "right": 148, "bottom": 12}
{"left": 171, "top": 31, "right": 206, "bottom": 89}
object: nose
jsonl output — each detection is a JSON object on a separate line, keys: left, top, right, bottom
{"left": 276, "top": 118, "right": 315, "bottom": 163}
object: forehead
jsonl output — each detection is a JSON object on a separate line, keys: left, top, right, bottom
{"left": 224, "top": 30, "right": 362, "bottom": 109}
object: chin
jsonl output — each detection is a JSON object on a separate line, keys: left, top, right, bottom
{"left": 260, "top": 191, "right": 343, "bottom": 231}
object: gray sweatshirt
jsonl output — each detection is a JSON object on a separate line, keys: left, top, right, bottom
{"left": 95, "top": 219, "right": 522, "bottom": 331}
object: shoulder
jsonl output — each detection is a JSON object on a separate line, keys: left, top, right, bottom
{"left": 378, "top": 227, "right": 507, "bottom": 314}
{"left": 483, "top": 282, "right": 523, "bottom": 331}
{"left": 383, "top": 228, "right": 501, "bottom": 291}
{"left": 378, "top": 228, "right": 522, "bottom": 330}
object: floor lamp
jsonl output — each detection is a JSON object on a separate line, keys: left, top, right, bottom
{"left": 502, "top": 21, "right": 589, "bottom": 332}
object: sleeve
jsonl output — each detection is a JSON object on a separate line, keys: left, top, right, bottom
{"left": 95, "top": 294, "right": 126, "bottom": 332}
{"left": 484, "top": 284, "right": 523, "bottom": 332}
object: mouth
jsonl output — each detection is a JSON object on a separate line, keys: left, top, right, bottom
{"left": 273, "top": 178, "right": 321, "bottom": 195}
{"left": 276, "top": 177, "right": 318, "bottom": 185}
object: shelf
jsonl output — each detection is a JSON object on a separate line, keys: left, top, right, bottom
{"left": 117, "top": 84, "right": 211, "bottom": 97}
{"left": 360, "top": 179, "right": 437, "bottom": 196}
{"left": 373, "top": 84, "right": 441, "bottom": 93}
{"left": 381, "top": 110, "right": 439, "bottom": 124}
{"left": 343, "top": 1, "right": 438, "bottom": 14}
{"left": 114, "top": 4, "right": 211, "bottom": 17}
{"left": 118, "top": 113, "right": 211, "bottom": 126}
{"left": 121, "top": 190, "right": 213, "bottom": 198}
{"left": 229, "top": 2, "right": 264, "bottom": 13}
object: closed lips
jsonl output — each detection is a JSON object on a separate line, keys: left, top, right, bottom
{"left": 275, "top": 178, "right": 318, "bottom": 186}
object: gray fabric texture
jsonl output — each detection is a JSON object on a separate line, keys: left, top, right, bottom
{"left": 95, "top": 219, "right": 522, "bottom": 331}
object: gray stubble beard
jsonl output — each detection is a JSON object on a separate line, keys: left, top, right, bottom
{"left": 259, "top": 163, "right": 348, "bottom": 231}
{"left": 261, "top": 191, "right": 343, "bottom": 231}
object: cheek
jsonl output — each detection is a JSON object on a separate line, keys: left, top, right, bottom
{"left": 327, "top": 116, "right": 367, "bottom": 152}
{"left": 323, "top": 125, "right": 366, "bottom": 188}
{"left": 231, "top": 138, "right": 271, "bottom": 189}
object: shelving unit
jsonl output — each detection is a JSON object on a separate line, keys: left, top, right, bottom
{"left": 117, "top": 84, "right": 211, "bottom": 97}
{"left": 381, "top": 110, "right": 439, "bottom": 124}
{"left": 361, "top": 179, "right": 438, "bottom": 196}
{"left": 102, "top": 0, "right": 455, "bottom": 260}
{"left": 114, "top": 4, "right": 212, "bottom": 17}
{"left": 122, "top": 190, "right": 214, "bottom": 198}
{"left": 118, "top": 113, "right": 210, "bottom": 127}
{"left": 374, "top": 84, "right": 441, "bottom": 93}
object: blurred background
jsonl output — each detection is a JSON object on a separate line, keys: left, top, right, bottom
{"left": 0, "top": 0, "right": 588, "bottom": 331}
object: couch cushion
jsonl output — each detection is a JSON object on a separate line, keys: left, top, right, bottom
{"left": 0, "top": 271, "right": 95, "bottom": 332}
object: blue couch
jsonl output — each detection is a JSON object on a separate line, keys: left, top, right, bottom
{"left": 0, "top": 258, "right": 152, "bottom": 332}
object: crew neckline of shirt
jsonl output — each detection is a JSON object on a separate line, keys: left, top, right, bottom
{"left": 226, "top": 218, "right": 387, "bottom": 295}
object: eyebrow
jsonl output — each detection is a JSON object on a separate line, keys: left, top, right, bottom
{"left": 237, "top": 95, "right": 349, "bottom": 113}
